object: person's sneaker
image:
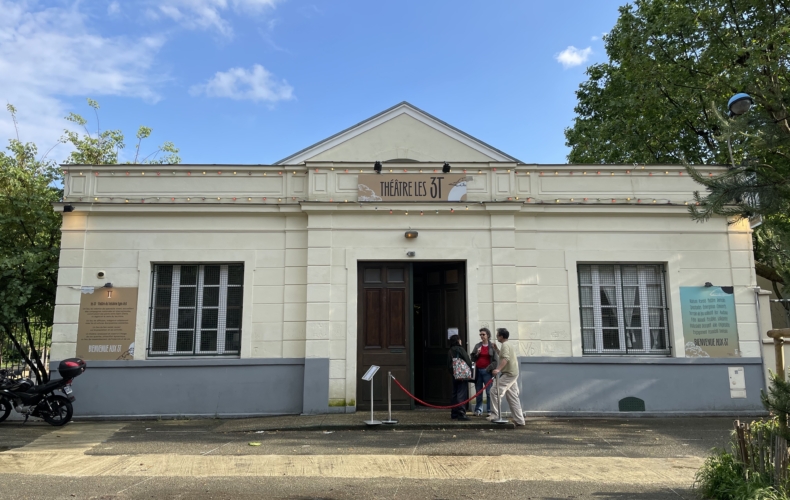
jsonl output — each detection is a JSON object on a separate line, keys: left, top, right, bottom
{"left": 486, "top": 415, "right": 498, "bottom": 421}
{"left": 474, "top": 409, "right": 482, "bottom": 416}
{"left": 457, "top": 415, "right": 471, "bottom": 421}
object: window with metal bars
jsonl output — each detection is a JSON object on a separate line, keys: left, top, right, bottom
{"left": 578, "top": 264, "right": 671, "bottom": 355}
{"left": 148, "top": 264, "right": 244, "bottom": 357}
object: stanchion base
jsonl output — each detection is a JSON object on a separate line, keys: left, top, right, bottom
{"left": 492, "top": 418, "right": 510, "bottom": 424}
{"left": 364, "top": 420, "right": 383, "bottom": 426}
{"left": 382, "top": 419, "right": 399, "bottom": 425}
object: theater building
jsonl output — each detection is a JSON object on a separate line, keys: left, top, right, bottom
{"left": 51, "top": 102, "right": 771, "bottom": 417}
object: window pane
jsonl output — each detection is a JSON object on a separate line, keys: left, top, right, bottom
{"left": 177, "top": 308, "right": 195, "bottom": 329}
{"left": 582, "top": 329, "right": 596, "bottom": 351}
{"left": 180, "top": 265, "right": 198, "bottom": 286}
{"left": 179, "top": 287, "right": 196, "bottom": 307}
{"left": 603, "top": 329, "right": 620, "bottom": 349}
{"left": 155, "top": 287, "right": 172, "bottom": 308}
{"left": 600, "top": 286, "right": 616, "bottom": 306}
{"left": 225, "top": 331, "right": 240, "bottom": 352}
{"left": 626, "top": 330, "right": 643, "bottom": 350}
{"left": 203, "top": 287, "right": 219, "bottom": 307}
{"left": 176, "top": 330, "right": 193, "bottom": 352}
{"left": 228, "top": 265, "right": 244, "bottom": 285}
{"left": 580, "top": 308, "right": 594, "bottom": 328}
{"left": 598, "top": 265, "right": 616, "bottom": 285}
{"left": 200, "top": 331, "right": 217, "bottom": 352}
{"left": 621, "top": 266, "right": 638, "bottom": 286}
{"left": 226, "top": 308, "right": 241, "bottom": 329}
{"left": 578, "top": 265, "right": 592, "bottom": 284}
{"left": 151, "top": 331, "right": 169, "bottom": 351}
{"left": 227, "top": 287, "right": 243, "bottom": 307}
{"left": 202, "top": 309, "right": 218, "bottom": 329}
{"left": 154, "top": 309, "right": 170, "bottom": 329}
{"left": 601, "top": 308, "right": 619, "bottom": 328}
{"left": 156, "top": 266, "right": 173, "bottom": 286}
{"left": 650, "top": 329, "right": 667, "bottom": 349}
{"left": 204, "top": 265, "right": 221, "bottom": 285}
{"left": 579, "top": 286, "right": 593, "bottom": 306}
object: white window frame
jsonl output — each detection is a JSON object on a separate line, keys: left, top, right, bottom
{"left": 148, "top": 263, "right": 243, "bottom": 357}
{"left": 578, "top": 263, "right": 671, "bottom": 356}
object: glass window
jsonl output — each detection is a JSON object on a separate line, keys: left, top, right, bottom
{"left": 148, "top": 264, "right": 244, "bottom": 357}
{"left": 578, "top": 264, "right": 670, "bottom": 355}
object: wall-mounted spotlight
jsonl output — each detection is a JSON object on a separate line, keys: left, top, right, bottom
{"left": 374, "top": 161, "right": 382, "bottom": 174}
{"left": 442, "top": 162, "right": 451, "bottom": 173}
{"left": 704, "top": 282, "right": 713, "bottom": 287}
{"left": 405, "top": 230, "right": 419, "bottom": 239}
{"left": 63, "top": 204, "right": 74, "bottom": 213}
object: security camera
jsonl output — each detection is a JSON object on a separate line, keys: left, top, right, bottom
{"left": 97, "top": 271, "right": 106, "bottom": 279}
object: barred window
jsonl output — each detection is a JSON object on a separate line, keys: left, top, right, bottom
{"left": 149, "top": 264, "right": 244, "bottom": 357}
{"left": 578, "top": 264, "right": 670, "bottom": 355}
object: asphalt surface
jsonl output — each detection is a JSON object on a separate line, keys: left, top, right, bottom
{"left": 0, "top": 415, "right": 737, "bottom": 499}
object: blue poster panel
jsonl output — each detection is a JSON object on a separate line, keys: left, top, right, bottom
{"left": 680, "top": 286, "right": 739, "bottom": 358}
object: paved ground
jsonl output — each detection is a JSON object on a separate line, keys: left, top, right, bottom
{"left": 0, "top": 412, "right": 737, "bottom": 499}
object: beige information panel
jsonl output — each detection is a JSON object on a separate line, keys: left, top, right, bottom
{"left": 76, "top": 287, "right": 138, "bottom": 360}
{"left": 358, "top": 173, "right": 470, "bottom": 202}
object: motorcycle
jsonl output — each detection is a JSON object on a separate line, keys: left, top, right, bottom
{"left": 0, "top": 358, "right": 87, "bottom": 426}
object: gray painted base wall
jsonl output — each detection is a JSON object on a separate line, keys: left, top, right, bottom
{"left": 57, "top": 359, "right": 305, "bottom": 418}
{"left": 519, "top": 357, "right": 765, "bottom": 414}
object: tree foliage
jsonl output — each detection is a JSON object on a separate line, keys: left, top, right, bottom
{"left": 565, "top": 0, "right": 790, "bottom": 297}
{"left": 0, "top": 100, "right": 180, "bottom": 382}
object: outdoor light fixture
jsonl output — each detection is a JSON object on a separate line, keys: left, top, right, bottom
{"left": 374, "top": 161, "right": 382, "bottom": 174}
{"left": 404, "top": 230, "right": 419, "bottom": 239}
{"left": 63, "top": 204, "right": 74, "bottom": 213}
{"left": 442, "top": 162, "right": 451, "bottom": 173}
{"left": 704, "top": 282, "right": 713, "bottom": 287}
{"left": 728, "top": 93, "right": 753, "bottom": 117}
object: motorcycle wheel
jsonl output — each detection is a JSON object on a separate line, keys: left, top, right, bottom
{"left": 0, "top": 398, "right": 10, "bottom": 423}
{"left": 41, "top": 395, "right": 73, "bottom": 426}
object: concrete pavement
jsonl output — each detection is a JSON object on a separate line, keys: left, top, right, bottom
{"left": 0, "top": 413, "right": 735, "bottom": 499}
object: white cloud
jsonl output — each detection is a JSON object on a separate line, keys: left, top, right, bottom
{"left": 190, "top": 64, "right": 294, "bottom": 103}
{"left": 591, "top": 35, "right": 598, "bottom": 41}
{"left": 154, "top": 0, "right": 281, "bottom": 37}
{"left": 0, "top": 1, "right": 165, "bottom": 156}
{"left": 108, "top": 1, "right": 121, "bottom": 16}
{"left": 555, "top": 46, "right": 593, "bottom": 69}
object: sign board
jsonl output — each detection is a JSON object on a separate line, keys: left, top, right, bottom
{"left": 76, "top": 287, "right": 138, "bottom": 360}
{"left": 680, "top": 286, "right": 739, "bottom": 358}
{"left": 358, "top": 173, "right": 470, "bottom": 202}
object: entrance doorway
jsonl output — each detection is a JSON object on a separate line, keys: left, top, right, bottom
{"left": 356, "top": 261, "right": 467, "bottom": 411}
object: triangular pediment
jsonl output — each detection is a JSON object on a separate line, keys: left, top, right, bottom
{"left": 275, "top": 102, "right": 520, "bottom": 164}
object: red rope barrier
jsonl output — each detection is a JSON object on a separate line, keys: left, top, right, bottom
{"left": 391, "top": 375, "right": 494, "bottom": 409}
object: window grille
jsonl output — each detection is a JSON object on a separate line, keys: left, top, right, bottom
{"left": 149, "top": 264, "right": 243, "bottom": 356}
{"left": 578, "top": 264, "right": 671, "bottom": 355}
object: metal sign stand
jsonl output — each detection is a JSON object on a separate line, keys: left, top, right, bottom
{"left": 382, "top": 372, "right": 398, "bottom": 425}
{"left": 492, "top": 372, "right": 509, "bottom": 424}
{"left": 362, "top": 365, "right": 382, "bottom": 426}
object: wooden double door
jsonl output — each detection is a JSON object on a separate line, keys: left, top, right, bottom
{"left": 356, "top": 261, "right": 467, "bottom": 410}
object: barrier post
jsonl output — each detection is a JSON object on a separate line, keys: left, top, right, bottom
{"left": 492, "top": 372, "right": 509, "bottom": 424}
{"left": 382, "top": 372, "right": 398, "bottom": 425}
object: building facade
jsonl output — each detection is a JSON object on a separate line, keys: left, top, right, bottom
{"left": 51, "top": 103, "right": 769, "bottom": 417}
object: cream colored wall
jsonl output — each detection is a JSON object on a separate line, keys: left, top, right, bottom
{"left": 308, "top": 114, "right": 497, "bottom": 163}
{"left": 54, "top": 162, "right": 759, "bottom": 408}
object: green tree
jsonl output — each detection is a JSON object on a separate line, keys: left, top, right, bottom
{"left": 0, "top": 100, "right": 180, "bottom": 382}
{"left": 565, "top": 0, "right": 790, "bottom": 300}
{"left": 0, "top": 105, "right": 62, "bottom": 383}
{"left": 62, "top": 99, "right": 181, "bottom": 165}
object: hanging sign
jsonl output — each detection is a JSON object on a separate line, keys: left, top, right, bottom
{"left": 680, "top": 286, "right": 739, "bottom": 358}
{"left": 76, "top": 287, "right": 138, "bottom": 360}
{"left": 358, "top": 173, "right": 470, "bottom": 202}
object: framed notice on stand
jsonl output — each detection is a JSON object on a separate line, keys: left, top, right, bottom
{"left": 76, "top": 287, "right": 138, "bottom": 360}
{"left": 680, "top": 286, "right": 739, "bottom": 358}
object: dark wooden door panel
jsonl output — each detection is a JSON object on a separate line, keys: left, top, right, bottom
{"left": 357, "top": 262, "right": 410, "bottom": 411}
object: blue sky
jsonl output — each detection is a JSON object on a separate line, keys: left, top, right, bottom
{"left": 1, "top": 0, "right": 626, "bottom": 165}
